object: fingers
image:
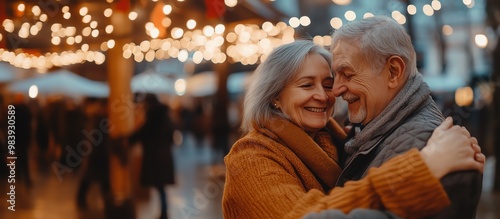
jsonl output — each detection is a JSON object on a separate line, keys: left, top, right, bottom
{"left": 471, "top": 140, "right": 481, "bottom": 154}
{"left": 460, "top": 126, "right": 471, "bottom": 138}
{"left": 473, "top": 156, "right": 485, "bottom": 173}
{"left": 475, "top": 153, "right": 486, "bottom": 164}
{"left": 470, "top": 137, "right": 478, "bottom": 146}
{"left": 436, "top": 117, "right": 453, "bottom": 132}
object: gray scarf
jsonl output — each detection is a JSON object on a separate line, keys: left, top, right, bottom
{"left": 344, "top": 73, "right": 431, "bottom": 155}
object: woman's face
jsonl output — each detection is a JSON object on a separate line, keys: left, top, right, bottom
{"left": 275, "top": 53, "right": 335, "bottom": 136}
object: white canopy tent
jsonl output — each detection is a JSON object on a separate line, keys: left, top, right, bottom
{"left": 186, "top": 71, "right": 253, "bottom": 97}
{"left": 0, "top": 62, "right": 15, "bottom": 83}
{"left": 131, "top": 71, "right": 176, "bottom": 94}
{"left": 7, "top": 69, "right": 109, "bottom": 98}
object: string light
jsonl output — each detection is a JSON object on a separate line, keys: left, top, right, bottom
{"left": 0, "top": 0, "right": 483, "bottom": 70}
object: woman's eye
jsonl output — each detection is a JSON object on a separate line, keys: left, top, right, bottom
{"left": 299, "top": 84, "right": 312, "bottom": 88}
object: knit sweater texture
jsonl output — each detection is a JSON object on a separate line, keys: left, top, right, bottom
{"left": 222, "top": 117, "right": 450, "bottom": 219}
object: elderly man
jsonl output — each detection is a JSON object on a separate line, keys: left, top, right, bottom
{"left": 330, "top": 16, "right": 482, "bottom": 218}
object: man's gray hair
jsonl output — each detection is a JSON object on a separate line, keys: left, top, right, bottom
{"left": 331, "top": 16, "right": 417, "bottom": 78}
{"left": 241, "top": 40, "right": 332, "bottom": 133}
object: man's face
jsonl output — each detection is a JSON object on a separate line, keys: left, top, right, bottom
{"left": 276, "top": 53, "right": 335, "bottom": 135}
{"left": 331, "top": 42, "right": 392, "bottom": 125}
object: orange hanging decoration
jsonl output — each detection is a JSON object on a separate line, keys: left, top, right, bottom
{"left": 0, "top": 0, "right": 6, "bottom": 48}
{"left": 204, "top": 0, "right": 226, "bottom": 20}
{"left": 114, "top": 0, "right": 131, "bottom": 13}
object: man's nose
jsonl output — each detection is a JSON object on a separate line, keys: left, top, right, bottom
{"left": 332, "top": 79, "right": 347, "bottom": 97}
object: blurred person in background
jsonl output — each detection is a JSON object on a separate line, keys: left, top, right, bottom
{"left": 222, "top": 40, "right": 484, "bottom": 219}
{"left": 130, "top": 93, "right": 175, "bottom": 219}
{"left": 76, "top": 98, "right": 110, "bottom": 210}
{"left": 58, "top": 98, "right": 85, "bottom": 168}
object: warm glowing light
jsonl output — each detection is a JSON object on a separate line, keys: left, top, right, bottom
{"left": 51, "top": 37, "right": 61, "bottom": 45}
{"left": 300, "top": 16, "right": 311, "bottom": 26}
{"left": 29, "top": 85, "right": 38, "bottom": 98}
{"left": 32, "top": 6, "right": 41, "bottom": 16}
{"left": 392, "top": 11, "right": 406, "bottom": 25}
{"left": 178, "top": 50, "right": 189, "bottom": 62}
{"left": 423, "top": 4, "right": 434, "bottom": 16}
{"left": 108, "top": 39, "right": 116, "bottom": 49}
{"left": 83, "top": 27, "right": 91, "bottom": 36}
{"left": 455, "top": 86, "right": 473, "bottom": 106}
{"left": 289, "top": 17, "right": 300, "bottom": 28}
{"left": 162, "top": 17, "right": 172, "bottom": 27}
{"left": 262, "top": 22, "right": 273, "bottom": 32}
{"left": 475, "top": 34, "right": 488, "bottom": 48}
{"left": 62, "top": 6, "right": 70, "bottom": 13}
{"left": 432, "top": 0, "right": 442, "bottom": 10}
{"left": 330, "top": 17, "right": 343, "bottom": 29}
{"left": 91, "top": 29, "right": 99, "bottom": 37}
{"left": 345, "top": 10, "right": 356, "bottom": 21}
{"left": 40, "top": 14, "right": 48, "bottom": 22}
{"left": 225, "top": 0, "right": 238, "bottom": 7}
{"left": 172, "top": 27, "right": 184, "bottom": 39}
{"left": 150, "top": 28, "right": 160, "bottom": 38}
{"left": 407, "top": 5, "right": 417, "bottom": 15}
{"left": 90, "top": 21, "right": 98, "bottom": 29}
{"left": 163, "top": 5, "right": 172, "bottom": 15}
{"left": 203, "top": 26, "right": 215, "bottom": 37}
{"left": 332, "top": 0, "right": 351, "bottom": 5}
{"left": 63, "top": 12, "right": 71, "bottom": 19}
{"left": 363, "top": 13, "right": 374, "bottom": 18}
{"left": 106, "top": 25, "right": 114, "bottom": 34}
{"left": 67, "top": 37, "right": 75, "bottom": 45}
{"left": 104, "top": 8, "right": 113, "bottom": 17}
{"left": 82, "top": 15, "right": 92, "bottom": 23}
{"left": 3, "top": 20, "right": 14, "bottom": 33}
{"left": 82, "top": 44, "right": 89, "bottom": 51}
{"left": 129, "top": 11, "right": 138, "bottom": 20}
{"left": 17, "top": 3, "right": 25, "bottom": 12}
{"left": 442, "top": 25, "right": 453, "bottom": 36}
{"left": 175, "top": 78, "right": 186, "bottom": 96}
{"left": 187, "top": 19, "right": 196, "bottom": 29}
{"left": 215, "top": 24, "right": 225, "bottom": 34}
{"left": 79, "top": 7, "right": 88, "bottom": 16}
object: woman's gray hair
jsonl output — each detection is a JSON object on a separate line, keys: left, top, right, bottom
{"left": 241, "top": 40, "right": 332, "bottom": 133}
{"left": 331, "top": 16, "right": 417, "bottom": 78}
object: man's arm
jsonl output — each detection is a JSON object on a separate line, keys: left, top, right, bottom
{"left": 430, "top": 171, "right": 482, "bottom": 219}
{"left": 378, "top": 123, "right": 482, "bottom": 219}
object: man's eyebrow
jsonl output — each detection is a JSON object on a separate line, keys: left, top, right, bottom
{"left": 333, "top": 63, "right": 352, "bottom": 72}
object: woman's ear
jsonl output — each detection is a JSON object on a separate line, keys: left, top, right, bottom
{"left": 387, "top": 55, "right": 406, "bottom": 89}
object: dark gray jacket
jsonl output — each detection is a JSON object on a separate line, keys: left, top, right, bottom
{"left": 303, "top": 209, "right": 400, "bottom": 219}
{"left": 336, "top": 74, "right": 482, "bottom": 219}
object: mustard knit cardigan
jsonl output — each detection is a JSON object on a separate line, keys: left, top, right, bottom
{"left": 222, "top": 118, "right": 450, "bottom": 219}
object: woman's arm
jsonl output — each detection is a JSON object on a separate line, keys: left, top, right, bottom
{"left": 223, "top": 144, "right": 445, "bottom": 219}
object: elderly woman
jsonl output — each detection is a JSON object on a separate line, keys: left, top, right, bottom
{"left": 222, "top": 40, "right": 484, "bottom": 219}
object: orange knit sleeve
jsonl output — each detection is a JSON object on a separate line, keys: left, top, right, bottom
{"left": 286, "top": 148, "right": 450, "bottom": 219}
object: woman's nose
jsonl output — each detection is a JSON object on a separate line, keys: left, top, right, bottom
{"left": 313, "top": 88, "right": 328, "bottom": 101}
